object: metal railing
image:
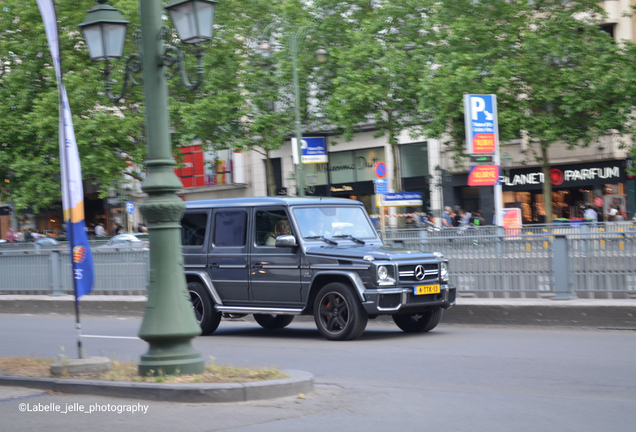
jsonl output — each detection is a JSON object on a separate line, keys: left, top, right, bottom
{"left": 380, "top": 223, "right": 636, "bottom": 298}
{"left": 0, "top": 247, "right": 149, "bottom": 294}
{"left": 1, "top": 222, "right": 635, "bottom": 299}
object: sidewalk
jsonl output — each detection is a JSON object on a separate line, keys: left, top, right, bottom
{"left": 1, "top": 295, "right": 635, "bottom": 328}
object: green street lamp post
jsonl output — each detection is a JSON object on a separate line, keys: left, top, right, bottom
{"left": 259, "top": 27, "right": 328, "bottom": 197}
{"left": 80, "top": 0, "right": 217, "bottom": 376}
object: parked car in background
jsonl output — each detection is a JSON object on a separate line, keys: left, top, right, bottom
{"left": 33, "top": 237, "right": 63, "bottom": 246}
{"left": 97, "top": 233, "right": 149, "bottom": 249}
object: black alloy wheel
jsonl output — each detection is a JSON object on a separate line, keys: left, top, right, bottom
{"left": 253, "top": 314, "right": 295, "bottom": 329}
{"left": 393, "top": 307, "right": 443, "bottom": 333}
{"left": 313, "top": 282, "right": 368, "bottom": 341}
{"left": 188, "top": 282, "right": 222, "bottom": 335}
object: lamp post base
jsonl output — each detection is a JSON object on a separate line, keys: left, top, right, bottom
{"left": 138, "top": 339, "right": 205, "bottom": 376}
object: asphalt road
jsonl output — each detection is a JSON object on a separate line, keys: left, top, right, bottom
{"left": 1, "top": 314, "right": 635, "bottom": 432}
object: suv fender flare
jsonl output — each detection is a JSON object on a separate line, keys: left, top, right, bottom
{"left": 184, "top": 270, "right": 223, "bottom": 305}
{"left": 308, "top": 271, "right": 366, "bottom": 302}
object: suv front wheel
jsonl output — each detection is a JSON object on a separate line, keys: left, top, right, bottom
{"left": 313, "top": 282, "right": 368, "bottom": 341}
{"left": 188, "top": 282, "right": 222, "bottom": 335}
{"left": 393, "top": 307, "right": 443, "bottom": 333}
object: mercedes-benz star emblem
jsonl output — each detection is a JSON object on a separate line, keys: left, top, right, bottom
{"left": 414, "top": 265, "right": 425, "bottom": 281}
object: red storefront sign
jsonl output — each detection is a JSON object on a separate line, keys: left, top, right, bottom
{"left": 468, "top": 165, "right": 500, "bottom": 187}
{"left": 472, "top": 133, "right": 496, "bottom": 154}
{"left": 175, "top": 145, "right": 206, "bottom": 188}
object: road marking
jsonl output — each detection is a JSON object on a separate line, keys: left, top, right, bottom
{"left": 83, "top": 335, "right": 140, "bottom": 340}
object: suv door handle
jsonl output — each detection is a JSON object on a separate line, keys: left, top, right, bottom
{"left": 251, "top": 263, "right": 262, "bottom": 269}
{"left": 209, "top": 263, "right": 219, "bottom": 269}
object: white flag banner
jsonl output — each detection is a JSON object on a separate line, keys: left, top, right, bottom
{"left": 37, "top": 0, "right": 94, "bottom": 297}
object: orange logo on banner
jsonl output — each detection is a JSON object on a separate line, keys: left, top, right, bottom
{"left": 468, "top": 165, "right": 500, "bottom": 186}
{"left": 472, "top": 133, "right": 496, "bottom": 153}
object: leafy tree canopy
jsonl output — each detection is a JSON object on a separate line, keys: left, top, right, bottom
{"left": 0, "top": 0, "right": 146, "bottom": 213}
{"left": 417, "top": 0, "right": 636, "bottom": 221}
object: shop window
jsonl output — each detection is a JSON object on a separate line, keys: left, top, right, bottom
{"left": 400, "top": 142, "right": 428, "bottom": 178}
{"left": 175, "top": 146, "right": 241, "bottom": 188}
{"left": 264, "top": 158, "right": 282, "bottom": 195}
{"left": 328, "top": 148, "right": 385, "bottom": 185}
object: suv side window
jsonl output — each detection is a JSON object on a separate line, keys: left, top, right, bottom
{"left": 214, "top": 210, "right": 247, "bottom": 247}
{"left": 181, "top": 212, "right": 208, "bottom": 246}
{"left": 255, "top": 209, "right": 291, "bottom": 246}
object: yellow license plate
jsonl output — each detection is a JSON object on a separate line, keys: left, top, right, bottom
{"left": 414, "top": 284, "right": 440, "bottom": 295}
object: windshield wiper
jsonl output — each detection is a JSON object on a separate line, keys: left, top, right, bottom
{"left": 304, "top": 236, "right": 338, "bottom": 245}
{"left": 331, "top": 234, "right": 365, "bottom": 245}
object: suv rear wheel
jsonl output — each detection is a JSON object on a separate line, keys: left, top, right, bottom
{"left": 253, "top": 314, "right": 295, "bottom": 329}
{"left": 188, "top": 282, "right": 222, "bottom": 335}
{"left": 393, "top": 307, "right": 443, "bottom": 333}
{"left": 314, "top": 282, "right": 368, "bottom": 341}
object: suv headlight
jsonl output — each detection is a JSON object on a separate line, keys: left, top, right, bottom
{"left": 377, "top": 265, "right": 388, "bottom": 280}
{"left": 440, "top": 262, "right": 449, "bottom": 281}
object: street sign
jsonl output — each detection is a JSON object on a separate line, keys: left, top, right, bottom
{"left": 374, "top": 184, "right": 388, "bottom": 194}
{"left": 382, "top": 192, "right": 422, "bottom": 207}
{"left": 374, "top": 162, "right": 387, "bottom": 178}
{"left": 374, "top": 178, "right": 388, "bottom": 193}
{"left": 291, "top": 137, "right": 328, "bottom": 164}
{"left": 468, "top": 165, "right": 500, "bottom": 187}
{"left": 126, "top": 201, "right": 135, "bottom": 214}
{"left": 463, "top": 94, "right": 499, "bottom": 154}
{"left": 470, "top": 155, "right": 493, "bottom": 164}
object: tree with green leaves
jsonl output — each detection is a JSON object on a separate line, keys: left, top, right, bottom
{"left": 0, "top": 0, "right": 147, "bottom": 213}
{"left": 314, "top": 0, "right": 435, "bottom": 192}
{"left": 172, "top": 0, "right": 327, "bottom": 196}
{"left": 418, "top": 0, "right": 636, "bottom": 223}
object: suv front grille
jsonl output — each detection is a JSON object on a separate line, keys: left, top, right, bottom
{"left": 398, "top": 264, "right": 439, "bottom": 282}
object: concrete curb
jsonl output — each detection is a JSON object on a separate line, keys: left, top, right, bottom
{"left": 0, "top": 370, "right": 313, "bottom": 403}
{"left": 1, "top": 295, "right": 636, "bottom": 328}
{"left": 0, "top": 295, "right": 147, "bottom": 317}
{"left": 443, "top": 300, "right": 636, "bottom": 328}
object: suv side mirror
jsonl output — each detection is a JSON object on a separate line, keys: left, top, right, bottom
{"left": 275, "top": 235, "right": 297, "bottom": 248}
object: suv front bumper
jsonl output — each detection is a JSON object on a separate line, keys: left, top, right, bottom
{"left": 362, "top": 284, "right": 456, "bottom": 315}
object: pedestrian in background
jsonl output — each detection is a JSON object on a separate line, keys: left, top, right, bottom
{"left": 15, "top": 228, "right": 24, "bottom": 243}
{"left": 95, "top": 223, "right": 106, "bottom": 237}
{"left": 583, "top": 205, "right": 597, "bottom": 224}
{"left": 442, "top": 206, "right": 453, "bottom": 229}
{"left": 5, "top": 228, "right": 14, "bottom": 243}
{"left": 24, "top": 228, "right": 32, "bottom": 242}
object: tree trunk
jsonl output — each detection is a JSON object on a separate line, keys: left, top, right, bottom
{"left": 265, "top": 151, "right": 277, "bottom": 196}
{"left": 388, "top": 127, "right": 401, "bottom": 193}
{"left": 541, "top": 143, "right": 553, "bottom": 224}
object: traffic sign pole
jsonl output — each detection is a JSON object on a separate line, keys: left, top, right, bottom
{"left": 373, "top": 163, "right": 387, "bottom": 233}
{"left": 464, "top": 94, "right": 502, "bottom": 226}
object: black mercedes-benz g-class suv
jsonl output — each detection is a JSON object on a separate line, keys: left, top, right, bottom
{"left": 181, "top": 197, "right": 455, "bottom": 340}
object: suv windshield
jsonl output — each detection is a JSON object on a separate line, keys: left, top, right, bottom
{"left": 294, "top": 206, "right": 377, "bottom": 240}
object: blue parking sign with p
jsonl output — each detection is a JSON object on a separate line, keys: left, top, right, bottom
{"left": 126, "top": 202, "right": 134, "bottom": 214}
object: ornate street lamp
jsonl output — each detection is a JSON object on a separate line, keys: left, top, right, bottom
{"left": 78, "top": 1, "right": 128, "bottom": 61}
{"left": 165, "top": 0, "right": 216, "bottom": 44}
{"left": 79, "top": 0, "right": 217, "bottom": 376}
{"left": 259, "top": 26, "right": 328, "bottom": 196}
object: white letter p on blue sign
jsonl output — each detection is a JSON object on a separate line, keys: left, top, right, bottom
{"left": 471, "top": 97, "right": 485, "bottom": 120}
